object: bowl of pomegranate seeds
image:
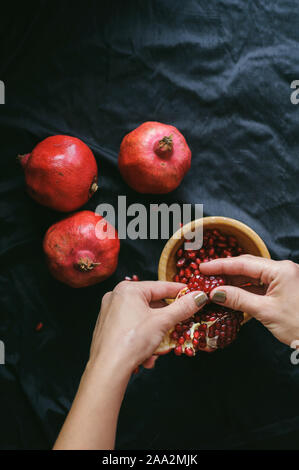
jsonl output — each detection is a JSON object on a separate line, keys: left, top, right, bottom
{"left": 156, "top": 217, "right": 270, "bottom": 355}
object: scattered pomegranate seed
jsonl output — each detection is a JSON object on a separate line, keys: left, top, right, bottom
{"left": 124, "top": 274, "right": 140, "bottom": 282}
{"left": 35, "top": 322, "right": 43, "bottom": 332}
{"left": 239, "top": 282, "right": 253, "bottom": 288}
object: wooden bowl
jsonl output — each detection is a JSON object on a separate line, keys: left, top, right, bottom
{"left": 158, "top": 216, "right": 270, "bottom": 323}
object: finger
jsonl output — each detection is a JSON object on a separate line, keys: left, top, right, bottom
{"left": 154, "top": 290, "right": 208, "bottom": 329}
{"left": 199, "top": 255, "right": 277, "bottom": 285}
{"left": 101, "top": 291, "right": 112, "bottom": 308}
{"left": 210, "top": 285, "right": 273, "bottom": 321}
{"left": 94, "top": 291, "right": 112, "bottom": 330}
{"left": 132, "top": 281, "right": 186, "bottom": 302}
{"left": 142, "top": 355, "right": 159, "bottom": 369}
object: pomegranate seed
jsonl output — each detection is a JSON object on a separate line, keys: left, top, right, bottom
{"left": 185, "top": 347, "right": 194, "bottom": 357}
{"left": 176, "top": 258, "right": 186, "bottom": 268}
{"left": 199, "top": 323, "right": 207, "bottom": 331}
{"left": 178, "top": 336, "right": 185, "bottom": 345}
{"left": 190, "top": 262, "right": 198, "bottom": 270}
{"left": 171, "top": 330, "right": 179, "bottom": 340}
{"left": 183, "top": 330, "right": 191, "bottom": 340}
{"left": 35, "top": 322, "right": 43, "bottom": 332}
{"left": 212, "top": 229, "right": 220, "bottom": 236}
{"left": 176, "top": 248, "right": 183, "bottom": 258}
{"left": 174, "top": 345, "right": 183, "bottom": 356}
{"left": 192, "top": 338, "right": 199, "bottom": 348}
{"left": 184, "top": 268, "right": 192, "bottom": 278}
{"left": 132, "top": 274, "right": 139, "bottom": 281}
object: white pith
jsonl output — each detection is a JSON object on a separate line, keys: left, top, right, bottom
{"left": 155, "top": 318, "right": 219, "bottom": 355}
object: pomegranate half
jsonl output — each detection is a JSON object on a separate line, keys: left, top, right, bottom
{"left": 19, "top": 135, "right": 98, "bottom": 212}
{"left": 118, "top": 121, "right": 191, "bottom": 193}
{"left": 43, "top": 210, "right": 120, "bottom": 287}
{"left": 156, "top": 287, "right": 244, "bottom": 356}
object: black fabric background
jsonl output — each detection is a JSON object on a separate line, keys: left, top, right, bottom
{"left": 1, "top": 0, "right": 299, "bottom": 450}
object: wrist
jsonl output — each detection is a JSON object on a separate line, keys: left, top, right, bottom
{"left": 82, "top": 353, "right": 132, "bottom": 391}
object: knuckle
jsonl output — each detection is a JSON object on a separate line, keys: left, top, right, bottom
{"left": 114, "top": 280, "right": 133, "bottom": 292}
{"left": 229, "top": 289, "right": 241, "bottom": 311}
{"left": 180, "top": 296, "right": 196, "bottom": 317}
{"left": 238, "top": 254, "right": 253, "bottom": 260}
{"left": 101, "top": 291, "right": 112, "bottom": 305}
{"left": 114, "top": 280, "right": 141, "bottom": 297}
{"left": 280, "top": 260, "right": 299, "bottom": 276}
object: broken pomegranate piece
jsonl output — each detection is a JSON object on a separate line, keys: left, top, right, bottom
{"left": 156, "top": 288, "right": 244, "bottom": 355}
{"left": 157, "top": 228, "right": 246, "bottom": 356}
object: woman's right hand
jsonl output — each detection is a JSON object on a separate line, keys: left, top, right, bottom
{"left": 200, "top": 254, "right": 299, "bottom": 348}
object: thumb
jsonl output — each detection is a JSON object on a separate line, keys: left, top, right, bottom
{"left": 154, "top": 291, "right": 208, "bottom": 329}
{"left": 210, "top": 286, "right": 272, "bottom": 321}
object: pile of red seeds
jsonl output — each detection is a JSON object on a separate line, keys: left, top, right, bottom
{"left": 173, "top": 228, "right": 243, "bottom": 286}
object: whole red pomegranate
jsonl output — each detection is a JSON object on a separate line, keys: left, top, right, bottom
{"left": 19, "top": 135, "right": 98, "bottom": 212}
{"left": 118, "top": 122, "right": 191, "bottom": 193}
{"left": 43, "top": 211, "right": 120, "bottom": 287}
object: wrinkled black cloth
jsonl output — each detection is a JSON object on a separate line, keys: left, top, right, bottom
{"left": 1, "top": 0, "right": 299, "bottom": 450}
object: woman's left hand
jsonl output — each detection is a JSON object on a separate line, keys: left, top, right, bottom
{"left": 88, "top": 280, "right": 208, "bottom": 374}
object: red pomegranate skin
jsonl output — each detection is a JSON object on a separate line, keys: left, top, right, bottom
{"left": 43, "top": 211, "right": 120, "bottom": 288}
{"left": 118, "top": 122, "right": 191, "bottom": 193}
{"left": 20, "top": 135, "right": 98, "bottom": 212}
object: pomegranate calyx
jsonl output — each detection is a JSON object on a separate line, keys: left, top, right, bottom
{"left": 154, "top": 135, "right": 173, "bottom": 157}
{"left": 89, "top": 180, "right": 98, "bottom": 195}
{"left": 76, "top": 257, "right": 100, "bottom": 272}
{"left": 18, "top": 153, "right": 31, "bottom": 169}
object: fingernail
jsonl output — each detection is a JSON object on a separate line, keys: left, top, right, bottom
{"left": 211, "top": 290, "right": 226, "bottom": 303}
{"left": 193, "top": 291, "right": 208, "bottom": 307}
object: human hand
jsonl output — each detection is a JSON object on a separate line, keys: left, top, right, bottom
{"left": 88, "top": 280, "right": 208, "bottom": 375}
{"left": 200, "top": 254, "right": 299, "bottom": 347}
